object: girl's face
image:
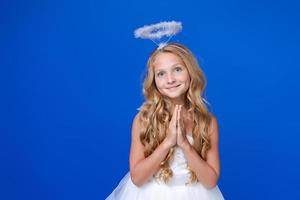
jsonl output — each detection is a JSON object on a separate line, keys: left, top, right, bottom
{"left": 153, "top": 52, "right": 191, "bottom": 105}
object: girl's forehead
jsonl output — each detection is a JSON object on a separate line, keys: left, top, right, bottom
{"left": 153, "top": 52, "right": 184, "bottom": 68}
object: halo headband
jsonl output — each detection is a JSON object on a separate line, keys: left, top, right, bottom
{"left": 134, "top": 21, "right": 182, "bottom": 49}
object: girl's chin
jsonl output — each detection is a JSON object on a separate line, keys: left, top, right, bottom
{"left": 163, "top": 93, "right": 184, "bottom": 100}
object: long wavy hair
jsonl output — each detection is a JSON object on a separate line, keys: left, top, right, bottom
{"left": 138, "top": 42, "right": 212, "bottom": 184}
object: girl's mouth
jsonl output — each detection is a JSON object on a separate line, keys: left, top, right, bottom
{"left": 167, "top": 84, "right": 181, "bottom": 90}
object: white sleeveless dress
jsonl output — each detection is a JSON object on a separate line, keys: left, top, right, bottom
{"left": 105, "top": 135, "right": 225, "bottom": 200}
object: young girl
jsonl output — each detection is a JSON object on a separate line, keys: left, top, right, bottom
{"left": 106, "top": 42, "right": 225, "bottom": 200}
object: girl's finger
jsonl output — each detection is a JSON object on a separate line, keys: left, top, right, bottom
{"left": 173, "top": 105, "right": 178, "bottom": 126}
{"left": 177, "top": 105, "right": 180, "bottom": 122}
{"left": 175, "top": 105, "right": 179, "bottom": 128}
{"left": 177, "top": 105, "right": 181, "bottom": 128}
{"left": 172, "top": 105, "right": 176, "bottom": 121}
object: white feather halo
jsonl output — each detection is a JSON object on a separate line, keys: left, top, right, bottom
{"left": 134, "top": 21, "right": 182, "bottom": 48}
{"left": 134, "top": 21, "right": 182, "bottom": 39}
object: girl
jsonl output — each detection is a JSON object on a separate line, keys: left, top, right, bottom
{"left": 106, "top": 42, "right": 225, "bottom": 199}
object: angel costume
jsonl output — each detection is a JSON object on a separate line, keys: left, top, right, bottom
{"left": 106, "top": 135, "right": 225, "bottom": 200}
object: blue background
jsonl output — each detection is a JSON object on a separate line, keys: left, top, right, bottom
{"left": 1, "top": 0, "right": 300, "bottom": 199}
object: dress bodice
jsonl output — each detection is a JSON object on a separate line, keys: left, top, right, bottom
{"left": 150, "top": 135, "right": 194, "bottom": 186}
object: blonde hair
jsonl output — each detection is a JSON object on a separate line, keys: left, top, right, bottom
{"left": 138, "top": 42, "right": 212, "bottom": 184}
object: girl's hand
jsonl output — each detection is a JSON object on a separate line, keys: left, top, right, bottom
{"left": 177, "top": 105, "right": 189, "bottom": 148}
{"left": 164, "top": 105, "right": 179, "bottom": 148}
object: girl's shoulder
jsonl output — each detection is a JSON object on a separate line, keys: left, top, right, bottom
{"left": 207, "top": 112, "right": 219, "bottom": 136}
{"left": 207, "top": 110, "right": 219, "bottom": 120}
{"left": 136, "top": 102, "right": 146, "bottom": 111}
{"left": 132, "top": 104, "right": 144, "bottom": 126}
{"left": 208, "top": 111, "right": 216, "bottom": 119}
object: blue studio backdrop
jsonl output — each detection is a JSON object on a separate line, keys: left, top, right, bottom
{"left": 1, "top": 0, "right": 300, "bottom": 199}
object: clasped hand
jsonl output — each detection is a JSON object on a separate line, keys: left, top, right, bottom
{"left": 165, "top": 104, "right": 189, "bottom": 149}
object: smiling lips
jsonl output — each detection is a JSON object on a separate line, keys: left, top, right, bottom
{"left": 167, "top": 84, "right": 181, "bottom": 90}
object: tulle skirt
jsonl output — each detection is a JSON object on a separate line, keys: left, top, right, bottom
{"left": 106, "top": 172, "right": 225, "bottom": 200}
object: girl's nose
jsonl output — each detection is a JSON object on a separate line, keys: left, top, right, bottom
{"left": 167, "top": 74, "right": 175, "bottom": 84}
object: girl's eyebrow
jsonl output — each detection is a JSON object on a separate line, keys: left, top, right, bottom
{"left": 155, "top": 63, "right": 183, "bottom": 72}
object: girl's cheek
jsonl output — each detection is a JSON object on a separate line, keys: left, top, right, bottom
{"left": 157, "top": 79, "right": 165, "bottom": 86}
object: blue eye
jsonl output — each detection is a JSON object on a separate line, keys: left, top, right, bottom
{"left": 175, "top": 67, "right": 182, "bottom": 72}
{"left": 157, "top": 72, "right": 164, "bottom": 77}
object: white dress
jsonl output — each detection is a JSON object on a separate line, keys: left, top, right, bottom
{"left": 106, "top": 135, "right": 225, "bottom": 200}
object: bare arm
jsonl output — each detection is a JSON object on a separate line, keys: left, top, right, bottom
{"left": 129, "top": 113, "right": 172, "bottom": 187}
{"left": 181, "top": 114, "right": 221, "bottom": 190}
